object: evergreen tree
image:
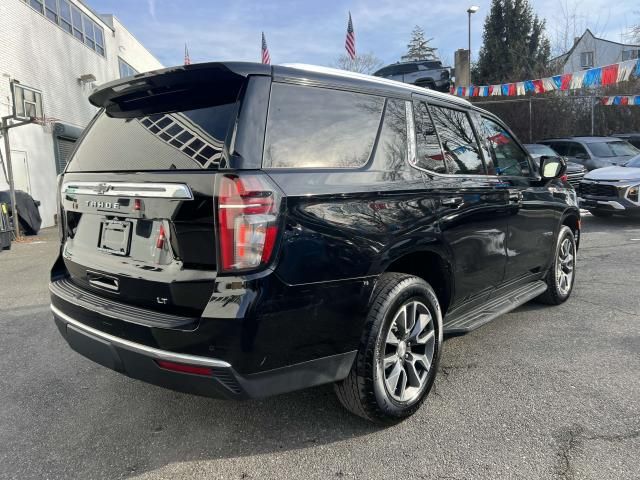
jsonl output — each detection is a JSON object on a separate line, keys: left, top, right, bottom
{"left": 402, "top": 26, "right": 438, "bottom": 61}
{"left": 474, "top": 0, "right": 551, "bottom": 84}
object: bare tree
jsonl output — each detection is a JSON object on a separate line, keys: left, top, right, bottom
{"left": 626, "top": 13, "right": 640, "bottom": 43}
{"left": 551, "top": 0, "right": 586, "bottom": 57}
{"left": 549, "top": 0, "right": 611, "bottom": 58}
{"left": 333, "top": 52, "right": 384, "bottom": 74}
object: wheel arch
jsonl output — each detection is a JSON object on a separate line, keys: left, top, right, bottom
{"left": 381, "top": 249, "right": 453, "bottom": 315}
{"left": 560, "top": 209, "right": 581, "bottom": 250}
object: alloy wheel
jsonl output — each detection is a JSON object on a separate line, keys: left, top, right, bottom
{"left": 383, "top": 301, "right": 435, "bottom": 403}
{"left": 556, "top": 237, "right": 575, "bottom": 295}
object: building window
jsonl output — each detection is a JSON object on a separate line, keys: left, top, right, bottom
{"left": 22, "top": 0, "right": 106, "bottom": 57}
{"left": 622, "top": 50, "right": 640, "bottom": 61}
{"left": 13, "top": 83, "right": 43, "bottom": 119}
{"left": 580, "top": 51, "right": 594, "bottom": 68}
{"left": 44, "top": 0, "right": 57, "bottom": 21}
{"left": 29, "top": 0, "right": 43, "bottom": 14}
{"left": 118, "top": 58, "right": 138, "bottom": 78}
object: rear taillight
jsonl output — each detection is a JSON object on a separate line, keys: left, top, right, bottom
{"left": 216, "top": 173, "right": 282, "bottom": 272}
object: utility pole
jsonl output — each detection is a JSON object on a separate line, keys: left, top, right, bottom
{"left": 528, "top": 98, "right": 533, "bottom": 143}
{"left": 1, "top": 115, "right": 32, "bottom": 238}
{"left": 467, "top": 6, "right": 480, "bottom": 86}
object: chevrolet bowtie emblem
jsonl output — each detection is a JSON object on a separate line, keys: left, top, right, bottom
{"left": 95, "top": 183, "right": 112, "bottom": 195}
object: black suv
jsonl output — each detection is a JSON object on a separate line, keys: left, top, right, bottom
{"left": 51, "top": 63, "right": 580, "bottom": 424}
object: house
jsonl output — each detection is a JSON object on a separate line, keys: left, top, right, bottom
{"left": 552, "top": 29, "right": 640, "bottom": 74}
{"left": 0, "top": 0, "right": 163, "bottom": 228}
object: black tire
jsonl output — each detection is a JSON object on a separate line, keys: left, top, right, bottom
{"left": 334, "top": 273, "right": 443, "bottom": 424}
{"left": 537, "top": 225, "right": 576, "bottom": 305}
{"left": 589, "top": 210, "right": 613, "bottom": 218}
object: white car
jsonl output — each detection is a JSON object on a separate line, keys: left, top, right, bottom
{"left": 579, "top": 155, "right": 640, "bottom": 217}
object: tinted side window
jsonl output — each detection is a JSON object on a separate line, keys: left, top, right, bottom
{"left": 429, "top": 106, "right": 485, "bottom": 175}
{"left": 478, "top": 117, "right": 529, "bottom": 176}
{"left": 375, "top": 66, "right": 393, "bottom": 76}
{"left": 372, "top": 99, "right": 416, "bottom": 181}
{"left": 399, "top": 64, "right": 419, "bottom": 74}
{"left": 549, "top": 142, "right": 569, "bottom": 155}
{"left": 264, "top": 84, "right": 384, "bottom": 168}
{"left": 569, "top": 143, "right": 588, "bottom": 157}
{"left": 413, "top": 101, "right": 446, "bottom": 173}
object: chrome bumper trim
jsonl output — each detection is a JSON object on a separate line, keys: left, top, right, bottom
{"left": 597, "top": 200, "right": 626, "bottom": 210}
{"left": 51, "top": 305, "right": 231, "bottom": 368}
{"left": 61, "top": 181, "right": 193, "bottom": 199}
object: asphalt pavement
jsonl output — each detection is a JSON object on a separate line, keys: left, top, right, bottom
{"left": 1, "top": 216, "right": 639, "bottom": 480}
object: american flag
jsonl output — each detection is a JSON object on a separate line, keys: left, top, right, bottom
{"left": 345, "top": 12, "right": 356, "bottom": 60}
{"left": 184, "top": 43, "right": 191, "bottom": 65}
{"left": 261, "top": 32, "right": 271, "bottom": 65}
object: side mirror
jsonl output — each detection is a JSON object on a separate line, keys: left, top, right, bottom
{"left": 539, "top": 155, "right": 566, "bottom": 180}
{"left": 574, "top": 152, "right": 589, "bottom": 160}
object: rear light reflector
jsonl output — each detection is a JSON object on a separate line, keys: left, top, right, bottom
{"left": 216, "top": 173, "right": 282, "bottom": 272}
{"left": 156, "top": 360, "right": 213, "bottom": 376}
{"left": 560, "top": 174, "right": 568, "bottom": 182}
{"left": 156, "top": 224, "right": 166, "bottom": 250}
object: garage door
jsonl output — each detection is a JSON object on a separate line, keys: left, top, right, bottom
{"left": 56, "top": 137, "right": 76, "bottom": 174}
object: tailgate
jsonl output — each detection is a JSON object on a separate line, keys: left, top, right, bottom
{"left": 60, "top": 172, "right": 218, "bottom": 316}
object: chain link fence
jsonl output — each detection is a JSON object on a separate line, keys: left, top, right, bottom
{"left": 470, "top": 81, "right": 640, "bottom": 143}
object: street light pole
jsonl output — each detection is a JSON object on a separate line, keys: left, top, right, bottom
{"left": 467, "top": 6, "right": 480, "bottom": 88}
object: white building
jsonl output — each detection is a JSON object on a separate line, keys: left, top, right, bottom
{"left": 0, "top": 0, "right": 163, "bottom": 228}
{"left": 552, "top": 29, "right": 640, "bottom": 74}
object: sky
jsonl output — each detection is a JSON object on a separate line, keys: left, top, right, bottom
{"left": 89, "top": 0, "right": 639, "bottom": 69}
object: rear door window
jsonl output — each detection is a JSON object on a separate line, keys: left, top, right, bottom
{"left": 429, "top": 105, "right": 485, "bottom": 175}
{"left": 548, "top": 142, "right": 569, "bottom": 156}
{"left": 477, "top": 116, "right": 530, "bottom": 176}
{"left": 398, "top": 64, "right": 419, "bottom": 74}
{"left": 568, "top": 142, "right": 589, "bottom": 158}
{"left": 263, "top": 83, "right": 384, "bottom": 168}
{"left": 412, "top": 100, "right": 446, "bottom": 173}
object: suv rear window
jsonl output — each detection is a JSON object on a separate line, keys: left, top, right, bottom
{"left": 67, "top": 103, "right": 237, "bottom": 172}
{"left": 263, "top": 84, "right": 384, "bottom": 168}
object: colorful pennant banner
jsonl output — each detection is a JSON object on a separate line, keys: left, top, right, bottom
{"left": 452, "top": 58, "right": 640, "bottom": 98}
{"left": 600, "top": 95, "right": 640, "bottom": 106}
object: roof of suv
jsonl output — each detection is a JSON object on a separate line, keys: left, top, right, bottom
{"left": 90, "top": 61, "right": 470, "bottom": 111}
{"left": 279, "top": 64, "right": 467, "bottom": 106}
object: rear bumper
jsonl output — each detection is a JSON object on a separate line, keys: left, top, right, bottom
{"left": 52, "top": 304, "right": 356, "bottom": 400}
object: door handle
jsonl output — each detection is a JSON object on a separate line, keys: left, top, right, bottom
{"left": 508, "top": 190, "right": 523, "bottom": 205}
{"left": 441, "top": 197, "right": 463, "bottom": 208}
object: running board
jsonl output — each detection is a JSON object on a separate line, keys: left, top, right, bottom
{"left": 443, "top": 280, "right": 548, "bottom": 334}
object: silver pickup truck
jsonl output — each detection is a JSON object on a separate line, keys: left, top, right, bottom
{"left": 373, "top": 60, "right": 451, "bottom": 92}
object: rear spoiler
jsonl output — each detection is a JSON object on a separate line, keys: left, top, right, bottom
{"left": 89, "top": 62, "right": 271, "bottom": 118}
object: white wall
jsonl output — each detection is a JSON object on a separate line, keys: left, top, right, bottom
{"left": 0, "top": 0, "right": 162, "bottom": 228}
{"left": 562, "top": 31, "right": 640, "bottom": 74}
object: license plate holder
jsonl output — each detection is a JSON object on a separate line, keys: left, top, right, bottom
{"left": 99, "top": 220, "right": 132, "bottom": 256}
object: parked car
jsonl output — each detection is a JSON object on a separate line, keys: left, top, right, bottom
{"left": 540, "top": 137, "right": 640, "bottom": 171}
{"left": 578, "top": 154, "right": 640, "bottom": 217}
{"left": 612, "top": 133, "right": 640, "bottom": 149}
{"left": 373, "top": 60, "right": 451, "bottom": 92}
{"left": 524, "top": 144, "right": 587, "bottom": 189}
{"left": 51, "top": 62, "right": 580, "bottom": 424}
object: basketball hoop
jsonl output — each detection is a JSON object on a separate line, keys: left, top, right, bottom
{"left": 31, "top": 116, "right": 58, "bottom": 133}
